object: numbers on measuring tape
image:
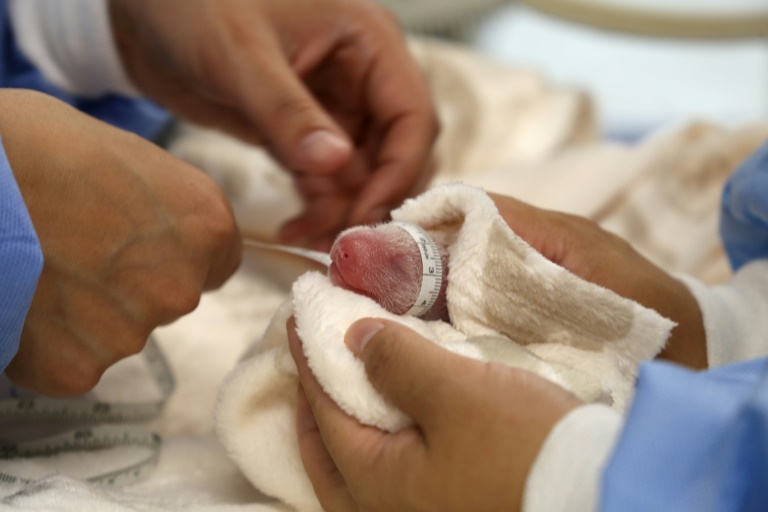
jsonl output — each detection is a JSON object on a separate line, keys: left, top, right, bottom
{"left": 391, "top": 222, "right": 444, "bottom": 318}
{"left": 0, "top": 337, "right": 173, "bottom": 488}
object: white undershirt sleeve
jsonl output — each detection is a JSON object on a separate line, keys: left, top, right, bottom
{"left": 523, "top": 403, "right": 623, "bottom": 512}
{"left": 678, "top": 259, "right": 768, "bottom": 368}
{"left": 8, "top": 0, "right": 140, "bottom": 97}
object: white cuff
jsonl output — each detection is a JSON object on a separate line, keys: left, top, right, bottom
{"left": 678, "top": 260, "right": 768, "bottom": 368}
{"left": 8, "top": 0, "right": 140, "bottom": 98}
{"left": 523, "top": 404, "right": 623, "bottom": 512}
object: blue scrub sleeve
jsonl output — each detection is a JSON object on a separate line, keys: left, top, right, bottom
{"left": 601, "top": 358, "right": 768, "bottom": 511}
{"left": 720, "top": 139, "right": 768, "bottom": 271}
{"left": 0, "top": 138, "right": 43, "bottom": 371}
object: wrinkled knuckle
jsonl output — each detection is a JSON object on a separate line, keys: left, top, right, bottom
{"left": 197, "top": 186, "right": 238, "bottom": 249}
{"left": 148, "top": 281, "right": 202, "bottom": 319}
{"left": 110, "top": 334, "right": 147, "bottom": 361}
{"left": 57, "top": 362, "right": 105, "bottom": 397}
{"left": 166, "top": 283, "right": 202, "bottom": 317}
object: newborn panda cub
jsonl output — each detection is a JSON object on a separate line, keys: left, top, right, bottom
{"left": 328, "top": 223, "right": 450, "bottom": 322}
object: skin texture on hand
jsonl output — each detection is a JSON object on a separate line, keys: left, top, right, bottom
{"left": 109, "top": 0, "right": 439, "bottom": 250}
{"left": 489, "top": 194, "right": 708, "bottom": 370}
{"left": 1, "top": 89, "right": 241, "bottom": 396}
{"left": 289, "top": 317, "right": 581, "bottom": 512}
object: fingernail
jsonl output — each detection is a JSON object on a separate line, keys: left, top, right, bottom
{"left": 345, "top": 319, "right": 385, "bottom": 355}
{"left": 299, "top": 130, "right": 351, "bottom": 170}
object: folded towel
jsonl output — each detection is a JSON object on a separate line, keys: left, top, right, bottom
{"left": 216, "top": 184, "right": 674, "bottom": 511}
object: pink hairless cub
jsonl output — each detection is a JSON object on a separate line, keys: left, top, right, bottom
{"left": 328, "top": 223, "right": 450, "bottom": 321}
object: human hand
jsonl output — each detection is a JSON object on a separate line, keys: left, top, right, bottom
{"left": 109, "top": 0, "right": 438, "bottom": 249}
{"left": 288, "top": 317, "right": 581, "bottom": 512}
{"left": 489, "top": 194, "right": 707, "bottom": 369}
{"left": 1, "top": 90, "right": 241, "bottom": 396}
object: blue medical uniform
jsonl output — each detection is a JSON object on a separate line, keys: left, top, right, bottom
{"left": 721, "top": 141, "right": 768, "bottom": 271}
{"left": 0, "top": 0, "right": 169, "bottom": 370}
{"left": 602, "top": 138, "right": 768, "bottom": 512}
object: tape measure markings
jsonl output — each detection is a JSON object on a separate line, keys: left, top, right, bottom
{"left": 0, "top": 337, "right": 173, "bottom": 488}
{"left": 392, "top": 222, "right": 444, "bottom": 318}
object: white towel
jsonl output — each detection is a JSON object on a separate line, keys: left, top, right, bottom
{"left": 215, "top": 184, "right": 674, "bottom": 512}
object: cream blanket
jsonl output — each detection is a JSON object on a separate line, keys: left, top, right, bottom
{"left": 216, "top": 184, "right": 673, "bottom": 512}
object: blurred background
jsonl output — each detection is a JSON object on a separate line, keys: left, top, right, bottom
{"left": 376, "top": 0, "right": 768, "bottom": 141}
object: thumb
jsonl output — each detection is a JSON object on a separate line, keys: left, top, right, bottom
{"left": 238, "top": 42, "right": 352, "bottom": 174}
{"left": 345, "top": 319, "right": 474, "bottom": 433}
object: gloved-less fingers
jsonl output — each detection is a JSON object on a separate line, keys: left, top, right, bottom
{"left": 293, "top": 151, "right": 371, "bottom": 200}
{"left": 342, "top": 19, "right": 438, "bottom": 227}
{"left": 344, "top": 319, "right": 479, "bottom": 436}
{"left": 279, "top": 152, "right": 373, "bottom": 248}
{"left": 296, "top": 386, "right": 359, "bottom": 512}
{"left": 348, "top": 105, "right": 438, "bottom": 227}
{"left": 277, "top": 192, "right": 351, "bottom": 250}
{"left": 488, "top": 193, "right": 569, "bottom": 261}
{"left": 488, "top": 193, "right": 608, "bottom": 271}
{"left": 223, "top": 28, "right": 354, "bottom": 176}
{"left": 288, "top": 318, "right": 426, "bottom": 509}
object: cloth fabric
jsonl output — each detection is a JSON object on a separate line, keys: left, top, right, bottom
{"left": 8, "top": 0, "right": 139, "bottom": 98}
{"left": 0, "top": 0, "right": 169, "bottom": 140}
{"left": 721, "top": 139, "right": 768, "bottom": 271}
{"left": 602, "top": 358, "right": 768, "bottom": 511}
{"left": 679, "top": 261, "right": 768, "bottom": 368}
{"left": 216, "top": 184, "right": 674, "bottom": 512}
{"left": 0, "top": 139, "right": 42, "bottom": 371}
{"left": 524, "top": 404, "right": 622, "bottom": 512}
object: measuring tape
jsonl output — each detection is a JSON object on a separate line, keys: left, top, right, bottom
{"left": 391, "top": 222, "right": 445, "bottom": 318}
{"left": 0, "top": 337, "right": 174, "bottom": 488}
{"left": 242, "top": 238, "right": 332, "bottom": 267}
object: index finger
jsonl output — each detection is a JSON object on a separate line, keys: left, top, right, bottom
{"left": 347, "top": 44, "right": 438, "bottom": 226}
